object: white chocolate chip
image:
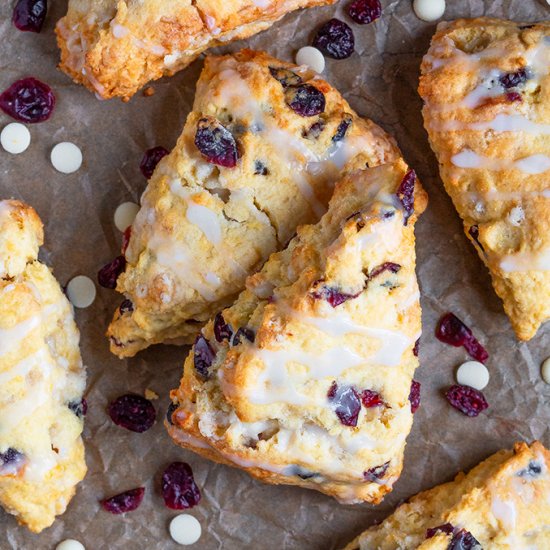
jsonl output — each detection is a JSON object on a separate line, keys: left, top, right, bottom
{"left": 1, "top": 123, "right": 31, "bottom": 154}
{"left": 295, "top": 46, "right": 325, "bottom": 73}
{"left": 508, "top": 206, "right": 525, "bottom": 226}
{"left": 114, "top": 202, "right": 140, "bottom": 232}
{"left": 456, "top": 361, "right": 490, "bottom": 391}
{"left": 56, "top": 540, "right": 85, "bottom": 550}
{"left": 51, "top": 142, "right": 83, "bottom": 174}
{"left": 541, "top": 357, "right": 550, "bottom": 384}
{"left": 413, "top": 0, "right": 446, "bottom": 22}
{"left": 169, "top": 514, "right": 202, "bottom": 545}
{"left": 66, "top": 275, "right": 96, "bottom": 308}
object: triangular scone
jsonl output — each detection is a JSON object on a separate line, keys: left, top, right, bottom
{"left": 344, "top": 441, "right": 550, "bottom": 550}
{"left": 419, "top": 18, "right": 550, "bottom": 340}
{"left": 167, "top": 160, "right": 427, "bottom": 503}
{"left": 108, "top": 50, "right": 401, "bottom": 357}
{"left": 0, "top": 201, "right": 87, "bottom": 533}
{"left": 56, "top": 0, "right": 335, "bottom": 100}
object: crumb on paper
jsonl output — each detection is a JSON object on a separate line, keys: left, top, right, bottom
{"left": 143, "top": 86, "right": 155, "bottom": 97}
{"left": 145, "top": 388, "right": 159, "bottom": 400}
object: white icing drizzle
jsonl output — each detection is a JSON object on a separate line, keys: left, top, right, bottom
{"left": 0, "top": 315, "right": 41, "bottom": 359}
{"left": 451, "top": 149, "right": 550, "bottom": 174}
{"left": 491, "top": 497, "right": 517, "bottom": 531}
{"left": 500, "top": 248, "right": 550, "bottom": 272}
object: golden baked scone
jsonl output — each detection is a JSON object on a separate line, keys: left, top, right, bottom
{"left": 56, "top": 0, "right": 336, "bottom": 100}
{"left": 419, "top": 18, "right": 550, "bottom": 341}
{"left": 108, "top": 50, "right": 401, "bottom": 357}
{"left": 167, "top": 160, "right": 427, "bottom": 503}
{"left": 0, "top": 201, "right": 87, "bottom": 533}
{"left": 344, "top": 441, "right": 550, "bottom": 550}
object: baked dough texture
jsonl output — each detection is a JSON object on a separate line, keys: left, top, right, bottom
{"left": 56, "top": 0, "right": 336, "bottom": 100}
{"left": 344, "top": 441, "right": 550, "bottom": 550}
{"left": 167, "top": 159, "right": 427, "bottom": 503}
{"left": 419, "top": 18, "right": 550, "bottom": 341}
{"left": 108, "top": 50, "right": 401, "bottom": 357}
{"left": 0, "top": 201, "right": 87, "bottom": 533}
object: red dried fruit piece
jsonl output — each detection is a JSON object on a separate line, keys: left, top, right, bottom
{"left": 327, "top": 382, "right": 361, "bottom": 427}
{"left": 361, "top": 389, "right": 383, "bottom": 408}
{"left": 313, "top": 18, "right": 355, "bottom": 60}
{"left": 396, "top": 169, "right": 416, "bottom": 225}
{"left": 98, "top": 255, "right": 126, "bottom": 289}
{"left": 119, "top": 299, "right": 134, "bottom": 315}
{"left": 101, "top": 487, "right": 145, "bottom": 514}
{"left": 121, "top": 226, "right": 132, "bottom": 254}
{"left": 194, "top": 334, "right": 215, "bottom": 379}
{"left": 348, "top": 0, "right": 382, "bottom": 25}
{"left": 445, "top": 384, "right": 488, "bottom": 418}
{"left": 213, "top": 312, "right": 233, "bottom": 342}
{"left": 364, "top": 461, "right": 390, "bottom": 482}
{"left": 0, "top": 448, "right": 25, "bottom": 475}
{"left": 332, "top": 115, "right": 353, "bottom": 142}
{"left": 448, "top": 529, "right": 482, "bottom": 550}
{"left": 303, "top": 120, "right": 325, "bottom": 140}
{"left": 108, "top": 394, "right": 156, "bottom": 432}
{"left": 195, "top": 117, "right": 239, "bottom": 168}
{"left": 499, "top": 67, "right": 530, "bottom": 89}
{"left": 232, "top": 327, "right": 255, "bottom": 345}
{"left": 285, "top": 84, "right": 326, "bottom": 117}
{"left": 468, "top": 225, "right": 484, "bottom": 252}
{"left": 436, "top": 313, "right": 489, "bottom": 363}
{"left": 13, "top": 0, "right": 47, "bottom": 32}
{"left": 368, "top": 262, "right": 401, "bottom": 281}
{"left": 162, "top": 462, "right": 201, "bottom": 510}
{"left": 517, "top": 460, "right": 542, "bottom": 478}
{"left": 311, "top": 281, "right": 360, "bottom": 307}
{"left": 166, "top": 401, "right": 179, "bottom": 425}
{"left": 409, "top": 380, "right": 421, "bottom": 413}
{"left": 506, "top": 91, "right": 522, "bottom": 102}
{"left": 0, "top": 77, "right": 55, "bottom": 123}
{"left": 68, "top": 398, "right": 87, "bottom": 418}
{"left": 413, "top": 339, "right": 420, "bottom": 357}
{"left": 269, "top": 67, "right": 303, "bottom": 87}
{"left": 426, "top": 522, "right": 454, "bottom": 539}
{"left": 140, "top": 146, "right": 168, "bottom": 179}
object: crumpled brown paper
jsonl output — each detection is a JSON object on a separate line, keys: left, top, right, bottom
{"left": 1, "top": 0, "right": 549, "bottom": 548}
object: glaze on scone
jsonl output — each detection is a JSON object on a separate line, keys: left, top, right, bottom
{"left": 344, "top": 441, "right": 550, "bottom": 549}
{"left": 56, "top": 0, "right": 336, "bottom": 100}
{"left": 108, "top": 50, "right": 401, "bottom": 357}
{"left": 167, "top": 160, "right": 427, "bottom": 503}
{"left": 0, "top": 201, "right": 87, "bottom": 533}
{"left": 419, "top": 18, "right": 550, "bottom": 340}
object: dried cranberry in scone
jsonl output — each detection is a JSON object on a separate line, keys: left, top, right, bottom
{"left": 194, "top": 116, "right": 239, "bottom": 167}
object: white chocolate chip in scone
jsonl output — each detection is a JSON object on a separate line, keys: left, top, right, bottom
{"left": 295, "top": 46, "right": 325, "bottom": 73}
{"left": 169, "top": 514, "right": 202, "bottom": 545}
{"left": 1, "top": 122, "right": 31, "bottom": 154}
{"left": 413, "top": 0, "right": 446, "bottom": 22}
{"left": 56, "top": 540, "right": 85, "bottom": 550}
{"left": 541, "top": 357, "right": 550, "bottom": 384}
{"left": 456, "top": 361, "right": 490, "bottom": 391}
{"left": 114, "top": 201, "right": 140, "bottom": 232}
{"left": 66, "top": 275, "right": 96, "bottom": 308}
{"left": 51, "top": 142, "right": 83, "bottom": 174}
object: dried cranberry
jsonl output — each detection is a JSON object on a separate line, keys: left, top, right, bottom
{"left": 368, "top": 262, "right": 401, "bottom": 281}
{"left": 195, "top": 117, "right": 239, "bottom": 168}
{"left": 364, "top": 461, "right": 390, "bottom": 482}
{"left": 506, "top": 91, "right": 522, "bottom": 102}
{"left": 499, "top": 68, "right": 529, "bottom": 89}
{"left": 254, "top": 160, "right": 269, "bottom": 175}
{"left": 233, "top": 327, "right": 255, "bottom": 345}
{"left": 13, "top": 0, "right": 47, "bottom": 32}
{"left": 348, "top": 0, "right": 382, "bottom": 24}
{"left": 426, "top": 523, "right": 454, "bottom": 539}
{"left": 333, "top": 115, "right": 352, "bottom": 142}
{"left": 285, "top": 84, "right": 326, "bottom": 117}
{"left": 140, "top": 146, "right": 168, "bottom": 179}
{"left": 409, "top": 380, "right": 421, "bottom": 413}
{"left": 311, "top": 281, "right": 360, "bottom": 307}
{"left": 121, "top": 226, "right": 132, "bottom": 254}
{"left": 303, "top": 120, "right": 325, "bottom": 140}
{"left": 436, "top": 313, "right": 489, "bottom": 363}
{"left": 162, "top": 462, "right": 201, "bottom": 510}
{"left": 166, "top": 401, "right": 179, "bottom": 425}
{"left": 361, "top": 389, "right": 383, "bottom": 407}
{"left": 108, "top": 394, "right": 156, "bottom": 432}
{"left": 313, "top": 19, "right": 355, "bottom": 60}
{"left": 119, "top": 299, "right": 134, "bottom": 315}
{"left": 448, "top": 529, "right": 482, "bottom": 550}
{"left": 101, "top": 487, "right": 145, "bottom": 514}
{"left": 194, "top": 334, "right": 215, "bottom": 379}
{"left": 0, "top": 77, "right": 55, "bottom": 123}
{"left": 517, "top": 460, "right": 542, "bottom": 478}
{"left": 413, "top": 339, "right": 420, "bottom": 357}
{"left": 445, "top": 384, "right": 489, "bottom": 417}
{"left": 98, "top": 255, "right": 126, "bottom": 289}
{"left": 327, "top": 382, "right": 361, "bottom": 427}
{"left": 269, "top": 67, "right": 303, "bottom": 87}
{"left": 0, "top": 448, "right": 25, "bottom": 475}
{"left": 468, "top": 225, "right": 484, "bottom": 252}
{"left": 396, "top": 169, "right": 416, "bottom": 225}
{"left": 68, "top": 398, "right": 87, "bottom": 418}
{"left": 214, "top": 312, "right": 233, "bottom": 342}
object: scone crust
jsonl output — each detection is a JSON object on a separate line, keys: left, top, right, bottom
{"left": 419, "top": 17, "right": 550, "bottom": 340}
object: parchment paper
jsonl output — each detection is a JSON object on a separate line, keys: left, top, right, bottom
{"left": 1, "top": 0, "right": 550, "bottom": 548}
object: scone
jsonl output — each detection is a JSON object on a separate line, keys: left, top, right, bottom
{"left": 108, "top": 50, "right": 401, "bottom": 357}
{"left": 56, "top": 0, "right": 336, "bottom": 100}
{"left": 0, "top": 201, "right": 87, "bottom": 533}
{"left": 167, "top": 160, "right": 427, "bottom": 503}
{"left": 419, "top": 18, "right": 550, "bottom": 340}
{"left": 344, "top": 441, "right": 550, "bottom": 550}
